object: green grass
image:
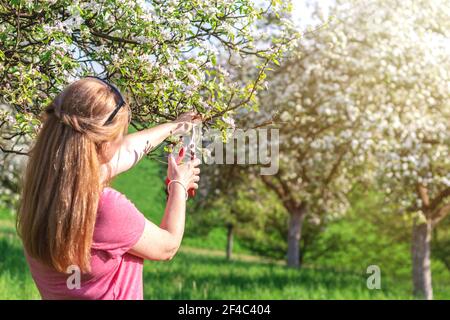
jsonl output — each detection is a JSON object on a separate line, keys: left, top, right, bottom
{"left": 143, "top": 250, "right": 415, "bottom": 299}
{"left": 1, "top": 203, "right": 450, "bottom": 299}
{"left": 0, "top": 207, "right": 40, "bottom": 299}
{"left": 1, "top": 157, "right": 449, "bottom": 300}
{"left": 0, "top": 213, "right": 422, "bottom": 300}
{"left": 182, "top": 227, "right": 250, "bottom": 255}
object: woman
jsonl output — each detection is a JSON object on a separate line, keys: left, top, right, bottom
{"left": 16, "top": 77, "right": 201, "bottom": 299}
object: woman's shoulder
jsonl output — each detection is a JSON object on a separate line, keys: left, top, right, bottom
{"left": 99, "top": 187, "right": 130, "bottom": 207}
{"left": 97, "top": 187, "right": 139, "bottom": 220}
{"left": 100, "top": 186, "right": 122, "bottom": 198}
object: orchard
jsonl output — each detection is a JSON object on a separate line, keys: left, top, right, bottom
{"left": 0, "top": 0, "right": 449, "bottom": 301}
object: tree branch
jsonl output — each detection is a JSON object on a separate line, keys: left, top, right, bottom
{"left": 0, "top": 145, "right": 29, "bottom": 156}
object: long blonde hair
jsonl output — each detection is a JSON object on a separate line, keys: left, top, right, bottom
{"left": 17, "top": 78, "right": 130, "bottom": 273}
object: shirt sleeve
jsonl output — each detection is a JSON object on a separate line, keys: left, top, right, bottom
{"left": 92, "top": 188, "right": 146, "bottom": 257}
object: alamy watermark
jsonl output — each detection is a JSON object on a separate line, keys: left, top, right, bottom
{"left": 182, "top": 127, "right": 279, "bottom": 175}
{"left": 63, "top": 127, "right": 279, "bottom": 290}
{"left": 66, "top": 265, "right": 81, "bottom": 290}
{"left": 366, "top": 265, "right": 381, "bottom": 290}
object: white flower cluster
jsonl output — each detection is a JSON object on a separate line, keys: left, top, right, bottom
{"left": 43, "top": 4, "right": 84, "bottom": 34}
{"left": 0, "top": 107, "right": 30, "bottom": 208}
{"left": 261, "top": 0, "right": 449, "bottom": 215}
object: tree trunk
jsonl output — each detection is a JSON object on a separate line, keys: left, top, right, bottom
{"left": 412, "top": 220, "right": 433, "bottom": 300}
{"left": 287, "top": 207, "right": 306, "bottom": 268}
{"left": 226, "top": 223, "right": 233, "bottom": 261}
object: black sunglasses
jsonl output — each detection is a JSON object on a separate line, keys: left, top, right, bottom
{"left": 85, "top": 76, "right": 128, "bottom": 126}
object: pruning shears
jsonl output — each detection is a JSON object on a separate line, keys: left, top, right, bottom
{"left": 165, "top": 124, "right": 198, "bottom": 198}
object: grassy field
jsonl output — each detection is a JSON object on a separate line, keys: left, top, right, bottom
{"left": 0, "top": 156, "right": 449, "bottom": 299}
{"left": 0, "top": 213, "right": 423, "bottom": 300}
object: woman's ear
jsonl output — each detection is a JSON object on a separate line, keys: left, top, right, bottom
{"left": 97, "top": 141, "right": 112, "bottom": 164}
{"left": 97, "top": 134, "right": 124, "bottom": 164}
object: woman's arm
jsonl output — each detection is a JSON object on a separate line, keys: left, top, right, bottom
{"left": 108, "top": 122, "right": 178, "bottom": 175}
{"left": 129, "top": 155, "right": 201, "bottom": 260}
{"left": 129, "top": 183, "right": 186, "bottom": 260}
{"left": 101, "top": 112, "right": 201, "bottom": 182}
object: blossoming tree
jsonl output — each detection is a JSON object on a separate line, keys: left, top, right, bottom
{"left": 0, "top": 0, "right": 293, "bottom": 144}
{"left": 257, "top": 5, "right": 373, "bottom": 268}
{"left": 0, "top": 0, "right": 292, "bottom": 203}
{"left": 262, "top": 0, "right": 449, "bottom": 298}
{"left": 345, "top": 0, "right": 450, "bottom": 300}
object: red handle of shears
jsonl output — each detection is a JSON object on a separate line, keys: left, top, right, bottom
{"left": 165, "top": 147, "right": 196, "bottom": 198}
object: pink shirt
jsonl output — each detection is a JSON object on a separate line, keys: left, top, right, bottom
{"left": 25, "top": 187, "right": 146, "bottom": 300}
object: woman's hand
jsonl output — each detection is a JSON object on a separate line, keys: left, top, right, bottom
{"left": 171, "top": 111, "right": 202, "bottom": 136}
{"left": 167, "top": 150, "right": 201, "bottom": 191}
{"left": 103, "top": 112, "right": 200, "bottom": 182}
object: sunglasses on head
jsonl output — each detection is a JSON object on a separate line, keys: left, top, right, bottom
{"left": 85, "top": 76, "right": 129, "bottom": 126}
